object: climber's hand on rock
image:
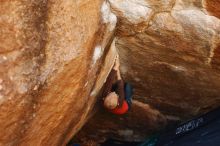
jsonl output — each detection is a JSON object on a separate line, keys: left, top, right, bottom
{"left": 113, "top": 56, "right": 120, "bottom": 71}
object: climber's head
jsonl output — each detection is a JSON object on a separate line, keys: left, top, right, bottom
{"left": 104, "top": 92, "right": 118, "bottom": 110}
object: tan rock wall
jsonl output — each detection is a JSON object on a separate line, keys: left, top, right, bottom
{"left": 0, "top": 0, "right": 116, "bottom": 145}
{"left": 1, "top": 0, "right": 220, "bottom": 145}
{"left": 109, "top": 0, "right": 220, "bottom": 118}
{"left": 73, "top": 0, "right": 220, "bottom": 143}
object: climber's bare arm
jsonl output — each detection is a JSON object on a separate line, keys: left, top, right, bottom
{"left": 113, "top": 56, "right": 122, "bottom": 80}
{"left": 102, "top": 56, "right": 120, "bottom": 98}
{"left": 113, "top": 56, "right": 125, "bottom": 106}
{"left": 102, "top": 70, "right": 117, "bottom": 98}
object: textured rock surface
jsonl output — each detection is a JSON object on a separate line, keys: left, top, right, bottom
{"left": 74, "top": 0, "right": 220, "bottom": 143}
{"left": 0, "top": 0, "right": 117, "bottom": 145}
{"left": 110, "top": 0, "right": 220, "bottom": 118}
{"left": 1, "top": 0, "right": 220, "bottom": 145}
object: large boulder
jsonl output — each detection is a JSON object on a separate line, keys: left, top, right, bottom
{"left": 1, "top": 0, "right": 220, "bottom": 145}
{"left": 0, "top": 0, "right": 117, "bottom": 145}
{"left": 74, "top": 0, "right": 220, "bottom": 143}
{"left": 109, "top": 0, "right": 220, "bottom": 118}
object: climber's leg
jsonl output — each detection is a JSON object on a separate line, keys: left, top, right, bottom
{"left": 124, "top": 83, "right": 133, "bottom": 109}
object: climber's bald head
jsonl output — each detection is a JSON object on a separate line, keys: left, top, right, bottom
{"left": 103, "top": 92, "right": 118, "bottom": 110}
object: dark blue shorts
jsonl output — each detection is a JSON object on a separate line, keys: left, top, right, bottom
{"left": 124, "top": 83, "right": 133, "bottom": 109}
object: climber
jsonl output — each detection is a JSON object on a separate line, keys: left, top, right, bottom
{"left": 102, "top": 56, "right": 133, "bottom": 115}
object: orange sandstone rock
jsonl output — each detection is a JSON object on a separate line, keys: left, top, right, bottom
{"left": 0, "top": 0, "right": 116, "bottom": 145}
{"left": 1, "top": 0, "right": 220, "bottom": 145}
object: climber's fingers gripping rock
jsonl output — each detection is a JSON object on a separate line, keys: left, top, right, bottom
{"left": 113, "top": 55, "right": 120, "bottom": 71}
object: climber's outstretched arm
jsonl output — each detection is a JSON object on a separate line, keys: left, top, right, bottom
{"left": 102, "top": 70, "right": 117, "bottom": 99}
{"left": 102, "top": 56, "right": 119, "bottom": 98}
{"left": 113, "top": 57, "right": 125, "bottom": 106}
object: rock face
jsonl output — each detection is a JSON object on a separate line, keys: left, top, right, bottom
{"left": 1, "top": 0, "right": 220, "bottom": 145}
{"left": 109, "top": 0, "right": 220, "bottom": 118}
{"left": 74, "top": 0, "right": 220, "bottom": 143}
{"left": 0, "top": 0, "right": 117, "bottom": 145}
